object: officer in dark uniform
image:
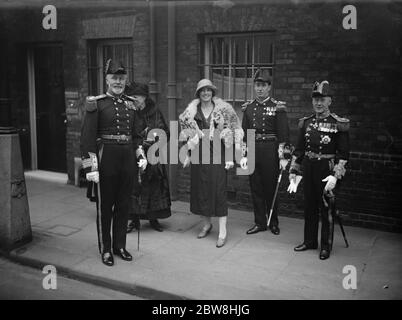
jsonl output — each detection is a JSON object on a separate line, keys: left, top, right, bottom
{"left": 289, "top": 80, "right": 350, "bottom": 260}
{"left": 240, "top": 68, "right": 289, "bottom": 235}
{"left": 80, "top": 59, "right": 147, "bottom": 266}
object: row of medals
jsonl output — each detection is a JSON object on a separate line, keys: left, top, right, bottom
{"left": 263, "top": 107, "right": 276, "bottom": 116}
{"left": 310, "top": 122, "right": 338, "bottom": 133}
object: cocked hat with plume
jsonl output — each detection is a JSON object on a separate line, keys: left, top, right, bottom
{"left": 311, "top": 80, "right": 332, "bottom": 98}
{"left": 105, "top": 58, "right": 127, "bottom": 75}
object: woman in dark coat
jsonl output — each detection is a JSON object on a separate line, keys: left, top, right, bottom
{"left": 179, "top": 79, "right": 244, "bottom": 247}
{"left": 126, "top": 83, "right": 171, "bottom": 232}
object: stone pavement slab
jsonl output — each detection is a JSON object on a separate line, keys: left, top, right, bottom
{"left": 0, "top": 257, "right": 142, "bottom": 300}
{"left": 4, "top": 177, "right": 402, "bottom": 300}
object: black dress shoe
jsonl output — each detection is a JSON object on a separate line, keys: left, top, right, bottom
{"left": 102, "top": 252, "right": 114, "bottom": 266}
{"left": 294, "top": 243, "right": 318, "bottom": 252}
{"left": 150, "top": 219, "right": 163, "bottom": 232}
{"left": 319, "top": 249, "right": 330, "bottom": 260}
{"left": 246, "top": 225, "right": 267, "bottom": 235}
{"left": 113, "top": 248, "right": 133, "bottom": 261}
{"left": 270, "top": 225, "right": 280, "bottom": 235}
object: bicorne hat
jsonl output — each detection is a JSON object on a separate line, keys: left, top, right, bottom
{"left": 311, "top": 80, "right": 332, "bottom": 98}
{"left": 105, "top": 58, "right": 127, "bottom": 75}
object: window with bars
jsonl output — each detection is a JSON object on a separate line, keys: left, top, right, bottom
{"left": 88, "top": 39, "right": 134, "bottom": 95}
{"left": 200, "top": 33, "right": 275, "bottom": 108}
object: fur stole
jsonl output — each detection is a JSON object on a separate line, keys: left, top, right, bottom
{"left": 179, "top": 97, "right": 244, "bottom": 150}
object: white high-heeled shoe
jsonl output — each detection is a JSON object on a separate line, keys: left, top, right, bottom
{"left": 197, "top": 224, "right": 212, "bottom": 238}
{"left": 216, "top": 236, "right": 227, "bottom": 248}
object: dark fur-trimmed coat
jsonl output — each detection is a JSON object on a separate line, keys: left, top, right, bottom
{"left": 130, "top": 99, "right": 171, "bottom": 220}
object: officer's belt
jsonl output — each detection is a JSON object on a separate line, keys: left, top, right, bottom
{"left": 255, "top": 133, "right": 277, "bottom": 142}
{"left": 100, "top": 134, "right": 132, "bottom": 144}
{"left": 305, "top": 151, "right": 335, "bottom": 160}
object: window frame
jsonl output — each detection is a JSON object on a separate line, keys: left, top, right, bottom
{"left": 199, "top": 32, "right": 276, "bottom": 105}
{"left": 87, "top": 38, "right": 134, "bottom": 95}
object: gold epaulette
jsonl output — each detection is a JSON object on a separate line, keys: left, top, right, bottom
{"left": 330, "top": 113, "right": 350, "bottom": 131}
{"left": 241, "top": 100, "right": 254, "bottom": 112}
{"left": 85, "top": 94, "right": 106, "bottom": 112}
{"left": 298, "top": 114, "right": 314, "bottom": 129}
{"left": 86, "top": 94, "right": 107, "bottom": 102}
{"left": 330, "top": 113, "right": 349, "bottom": 122}
{"left": 270, "top": 98, "right": 286, "bottom": 111}
{"left": 270, "top": 97, "right": 286, "bottom": 105}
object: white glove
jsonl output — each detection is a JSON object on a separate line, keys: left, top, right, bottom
{"left": 240, "top": 157, "right": 248, "bottom": 170}
{"left": 86, "top": 171, "right": 99, "bottom": 183}
{"left": 138, "top": 158, "right": 148, "bottom": 171}
{"left": 187, "top": 135, "right": 199, "bottom": 150}
{"left": 279, "top": 159, "right": 288, "bottom": 170}
{"left": 322, "top": 175, "right": 337, "bottom": 191}
{"left": 225, "top": 161, "right": 234, "bottom": 170}
{"left": 183, "top": 155, "right": 191, "bottom": 168}
{"left": 287, "top": 173, "right": 302, "bottom": 193}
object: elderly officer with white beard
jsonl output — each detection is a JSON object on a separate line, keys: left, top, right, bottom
{"left": 80, "top": 59, "right": 147, "bottom": 266}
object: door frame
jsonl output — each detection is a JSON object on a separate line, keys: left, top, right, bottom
{"left": 27, "top": 47, "right": 37, "bottom": 170}
{"left": 26, "top": 42, "right": 65, "bottom": 171}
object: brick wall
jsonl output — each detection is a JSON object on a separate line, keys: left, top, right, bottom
{"left": 164, "top": 1, "right": 402, "bottom": 232}
{"left": 2, "top": 1, "right": 402, "bottom": 232}
{"left": 3, "top": 6, "right": 150, "bottom": 183}
{"left": 278, "top": 151, "right": 402, "bottom": 233}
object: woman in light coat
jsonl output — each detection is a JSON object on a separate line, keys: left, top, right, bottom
{"left": 179, "top": 79, "right": 243, "bottom": 247}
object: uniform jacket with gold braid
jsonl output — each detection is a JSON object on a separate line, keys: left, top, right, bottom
{"left": 179, "top": 97, "right": 244, "bottom": 151}
{"left": 80, "top": 93, "right": 143, "bottom": 174}
{"left": 290, "top": 113, "right": 350, "bottom": 179}
{"left": 241, "top": 97, "right": 289, "bottom": 151}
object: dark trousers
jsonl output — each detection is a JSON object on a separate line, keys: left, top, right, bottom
{"left": 302, "top": 158, "right": 332, "bottom": 250}
{"left": 249, "top": 141, "right": 279, "bottom": 227}
{"left": 98, "top": 143, "right": 135, "bottom": 253}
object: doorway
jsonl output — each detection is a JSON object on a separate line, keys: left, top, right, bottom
{"left": 27, "top": 44, "right": 66, "bottom": 173}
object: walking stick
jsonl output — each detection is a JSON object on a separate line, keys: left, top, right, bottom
{"left": 267, "top": 167, "right": 284, "bottom": 228}
{"left": 137, "top": 226, "right": 140, "bottom": 251}
{"left": 137, "top": 169, "right": 142, "bottom": 252}
{"left": 267, "top": 145, "right": 294, "bottom": 227}
{"left": 337, "top": 215, "right": 349, "bottom": 248}
{"left": 86, "top": 178, "right": 103, "bottom": 254}
{"left": 86, "top": 153, "right": 103, "bottom": 254}
{"left": 323, "top": 190, "right": 349, "bottom": 248}
{"left": 94, "top": 181, "right": 103, "bottom": 254}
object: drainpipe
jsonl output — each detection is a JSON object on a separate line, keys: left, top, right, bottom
{"left": 167, "top": 1, "right": 177, "bottom": 200}
{"left": 148, "top": 0, "right": 157, "bottom": 102}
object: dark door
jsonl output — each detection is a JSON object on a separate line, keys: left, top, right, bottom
{"left": 34, "top": 45, "right": 66, "bottom": 172}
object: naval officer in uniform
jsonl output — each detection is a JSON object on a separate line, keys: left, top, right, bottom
{"left": 80, "top": 59, "right": 147, "bottom": 266}
{"left": 240, "top": 69, "right": 290, "bottom": 236}
{"left": 289, "top": 80, "right": 350, "bottom": 260}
